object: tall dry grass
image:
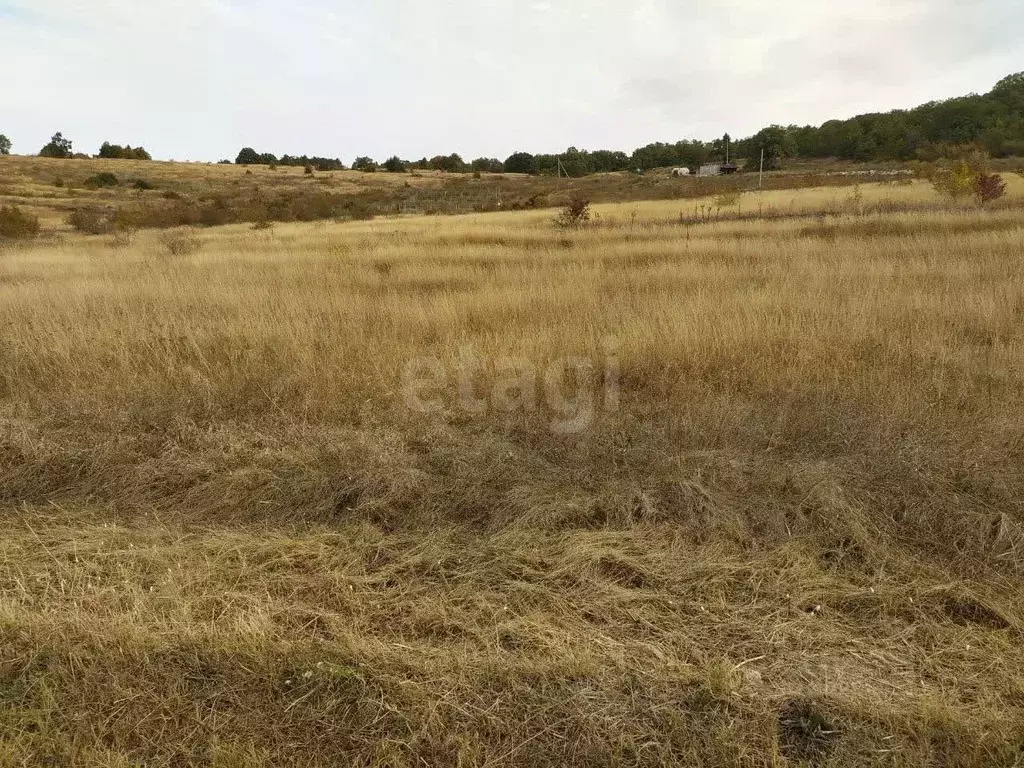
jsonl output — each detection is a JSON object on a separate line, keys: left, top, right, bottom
{"left": 1, "top": 179, "right": 1023, "bottom": 765}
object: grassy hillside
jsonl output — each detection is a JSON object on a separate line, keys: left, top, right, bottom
{"left": 1, "top": 177, "right": 1024, "bottom": 765}
{"left": 0, "top": 154, "right": 927, "bottom": 233}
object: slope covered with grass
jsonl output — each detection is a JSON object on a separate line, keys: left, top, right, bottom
{"left": 1, "top": 180, "right": 1023, "bottom": 765}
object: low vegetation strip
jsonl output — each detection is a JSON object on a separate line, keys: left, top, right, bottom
{"left": 6, "top": 152, "right": 1020, "bottom": 238}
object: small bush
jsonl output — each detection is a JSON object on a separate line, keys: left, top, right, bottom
{"left": 110, "top": 224, "right": 138, "bottom": 248}
{"left": 554, "top": 198, "right": 591, "bottom": 228}
{"left": 975, "top": 173, "right": 1007, "bottom": 204}
{"left": 304, "top": 164, "right": 314, "bottom": 176}
{"left": 342, "top": 200, "right": 375, "bottom": 221}
{"left": 68, "top": 207, "right": 115, "bottom": 235}
{"left": 714, "top": 191, "right": 742, "bottom": 208}
{"left": 161, "top": 190, "right": 182, "bottom": 201}
{"left": 83, "top": 172, "right": 118, "bottom": 189}
{"left": 131, "top": 179, "right": 155, "bottom": 191}
{"left": 905, "top": 160, "right": 936, "bottom": 180}
{"left": 159, "top": 229, "right": 205, "bottom": 256}
{"left": 197, "top": 200, "right": 232, "bottom": 227}
{"left": 0, "top": 205, "right": 41, "bottom": 240}
{"left": 932, "top": 162, "right": 976, "bottom": 199}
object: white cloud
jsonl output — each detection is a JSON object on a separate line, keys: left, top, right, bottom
{"left": 0, "top": 0, "right": 1020, "bottom": 161}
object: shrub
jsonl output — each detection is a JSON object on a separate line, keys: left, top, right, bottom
{"left": 159, "top": 229, "right": 205, "bottom": 256}
{"left": 342, "top": 200, "right": 375, "bottom": 221}
{"left": 0, "top": 205, "right": 40, "bottom": 240}
{"left": 68, "top": 208, "right": 115, "bottom": 235}
{"left": 975, "top": 173, "right": 1007, "bottom": 204}
{"left": 97, "top": 142, "right": 151, "bottom": 161}
{"left": 554, "top": 198, "right": 591, "bottom": 228}
{"left": 932, "top": 160, "right": 977, "bottom": 200}
{"left": 110, "top": 223, "right": 138, "bottom": 248}
{"left": 83, "top": 172, "right": 118, "bottom": 189}
{"left": 905, "top": 160, "right": 936, "bottom": 180}
{"left": 304, "top": 164, "right": 314, "bottom": 175}
{"left": 714, "top": 191, "right": 742, "bottom": 208}
{"left": 131, "top": 179, "right": 155, "bottom": 191}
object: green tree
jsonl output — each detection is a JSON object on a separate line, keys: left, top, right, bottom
{"left": 0, "top": 135, "right": 10, "bottom": 155}
{"left": 990, "top": 72, "right": 1024, "bottom": 114}
{"left": 236, "top": 147, "right": 259, "bottom": 164}
{"left": 98, "top": 142, "right": 152, "bottom": 160}
{"left": 382, "top": 156, "right": 407, "bottom": 173}
{"left": 39, "top": 132, "right": 73, "bottom": 158}
{"left": 470, "top": 157, "right": 503, "bottom": 173}
{"left": 559, "top": 146, "right": 592, "bottom": 177}
{"left": 745, "top": 125, "right": 797, "bottom": 170}
{"left": 429, "top": 154, "right": 465, "bottom": 173}
{"left": 932, "top": 159, "right": 978, "bottom": 199}
{"left": 503, "top": 152, "right": 538, "bottom": 174}
{"left": 352, "top": 156, "right": 378, "bottom": 172}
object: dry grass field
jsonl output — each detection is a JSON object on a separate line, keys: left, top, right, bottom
{"left": 1, "top": 175, "right": 1024, "bottom": 765}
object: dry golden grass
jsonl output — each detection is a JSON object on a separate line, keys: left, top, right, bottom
{"left": 1, "top": 177, "right": 1024, "bottom": 765}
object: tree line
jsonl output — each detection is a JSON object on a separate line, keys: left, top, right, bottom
{"left": 338, "top": 71, "right": 1024, "bottom": 176}
{"left": 234, "top": 148, "right": 345, "bottom": 171}
{"left": 0, "top": 132, "right": 153, "bottom": 161}
{"left": 737, "top": 72, "right": 1024, "bottom": 170}
{"left": 4, "top": 73, "right": 1021, "bottom": 175}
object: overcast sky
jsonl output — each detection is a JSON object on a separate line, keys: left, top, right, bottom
{"left": 1, "top": 0, "right": 1021, "bottom": 162}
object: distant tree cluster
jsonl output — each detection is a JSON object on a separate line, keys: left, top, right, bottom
{"left": 0, "top": 135, "right": 11, "bottom": 155}
{"left": 39, "top": 132, "right": 74, "bottom": 159}
{"left": 235, "top": 147, "right": 344, "bottom": 171}
{"left": 354, "top": 154, "right": 505, "bottom": 174}
{"left": 354, "top": 142, "right": 726, "bottom": 178}
{"left": 351, "top": 156, "right": 378, "bottom": 172}
{"left": 492, "top": 142, "right": 715, "bottom": 177}
{"left": 98, "top": 142, "right": 152, "bottom": 160}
